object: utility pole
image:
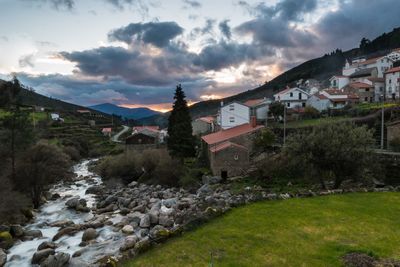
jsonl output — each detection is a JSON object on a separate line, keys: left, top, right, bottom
{"left": 380, "top": 94, "right": 385, "bottom": 149}
{"left": 283, "top": 104, "right": 286, "bottom": 145}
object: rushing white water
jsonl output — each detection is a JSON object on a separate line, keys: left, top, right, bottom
{"left": 5, "top": 159, "right": 124, "bottom": 267}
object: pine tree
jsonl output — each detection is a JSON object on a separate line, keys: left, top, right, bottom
{"left": 167, "top": 84, "right": 195, "bottom": 158}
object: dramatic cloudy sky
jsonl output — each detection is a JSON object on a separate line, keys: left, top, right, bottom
{"left": 1, "top": 0, "right": 400, "bottom": 111}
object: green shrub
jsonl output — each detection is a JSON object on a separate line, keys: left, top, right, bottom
{"left": 303, "top": 106, "right": 320, "bottom": 119}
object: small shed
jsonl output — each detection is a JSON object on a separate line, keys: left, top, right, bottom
{"left": 209, "top": 141, "right": 249, "bottom": 178}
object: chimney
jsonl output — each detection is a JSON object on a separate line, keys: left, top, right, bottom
{"left": 250, "top": 116, "right": 257, "bottom": 128}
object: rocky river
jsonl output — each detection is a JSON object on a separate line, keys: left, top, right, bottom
{"left": 1, "top": 159, "right": 242, "bottom": 266}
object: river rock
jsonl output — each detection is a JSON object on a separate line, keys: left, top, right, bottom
{"left": 24, "top": 229, "right": 43, "bottom": 238}
{"left": 140, "top": 215, "right": 151, "bottom": 228}
{"left": 128, "top": 181, "right": 138, "bottom": 188}
{"left": 149, "top": 225, "right": 170, "bottom": 240}
{"left": 0, "top": 226, "right": 9, "bottom": 233}
{"left": 158, "top": 215, "right": 174, "bottom": 227}
{"left": 50, "top": 220, "right": 74, "bottom": 228}
{"left": 0, "top": 249, "right": 6, "bottom": 267}
{"left": 85, "top": 185, "right": 104, "bottom": 195}
{"left": 82, "top": 228, "right": 97, "bottom": 242}
{"left": 53, "top": 226, "right": 80, "bottom": 241}
{"left": 32, "top": 248, "right": 55, "bottom": 264}
{"left": 38, "top": 241, "right": 57, "bottom": 251}
{"left": 134, "top": 237, "right": 151, "bottom": 253}
{"left": 9, "top": 225, "right": 24, "bottom": 238}
{"left": 197, "top": 184, "right": 212, "bottom": 196}
{"left": 40, "top": 252, "right": 70, "bottom": 267}
{"left": 121, "top": 225, "right": 134, "bottom": 234}
{"left": 148, "top": 210, "right": 159, "bottom": 224}
{"left": 0, "top": 231, "right": 13, "bottom": 249}
{"left": 119, "top": 235, "right": 138, "bottom": 252}
{"left": 65, "top": 198, "right": 80, "bottom": 209}
{"left": 51, "top": 193, "right": 61, "bottom": 200}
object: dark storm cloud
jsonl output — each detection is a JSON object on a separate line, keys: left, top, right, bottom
{"left": 235, "top": 0, "right": 317, "bottom": 48}
{"left": 315, "top": 0, "right": 400, "bottom": 50}
{"left": 59, "top": 43, "right": 203, "bottom": 86}
{"left": 182, "top": 0, "right": 201, "bottom": 9}
{"left": 218, "top": 20, "right": 231, "bottom": 40}
{"left": 193, "top": 41, "right": 274, "bottom": 70}
{"left": 108, "top": 22, "right": 184, "bottom": 47}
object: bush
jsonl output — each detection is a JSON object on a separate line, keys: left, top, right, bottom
{"left": 254, "top": 128, "right": 276, "bottom": 152}
{"left": 63, "top": 146, "right": 81, "bottom": 162}
{"left": 303, "top": 106, "right": 320, "bottom": 119}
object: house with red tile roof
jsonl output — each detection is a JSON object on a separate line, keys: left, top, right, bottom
{"left": 209, "top": 141, "right": 249, "bottom": 178}
{"left": 202, "top": 123, "right": 264, "bottom": 177}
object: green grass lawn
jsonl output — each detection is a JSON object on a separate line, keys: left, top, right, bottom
{"left": 122, "top": 192, "right": 400, "bottom": 267}
{"left": 275, "top": 116, "right": 349, "bottom": 129}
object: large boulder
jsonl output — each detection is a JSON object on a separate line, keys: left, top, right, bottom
{"left": 148, "top": 210, "right": 159, "bottom": 225}
{"left": 32, "top": 248, "right": 55, "bottom": 265}
{"left": 121, "top": 225, "right": 134, "bottom": 234}
{"left": 0, "top": 249, "right": 6, "bottom": 267}
{"left": 158, "top": 215, "right": 174, "bottom": 227}
{"left": 40, "top": 252, "right": 70, "bottom": 267}
{"left": 119, "top": 235, "right": 139, "bottom": 252}
{"left": 82, "top": 228, "right": 97, "bottom": 242}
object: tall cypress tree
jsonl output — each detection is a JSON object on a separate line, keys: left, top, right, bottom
{"left": 167, "top": 84, "right": 195, "bottom": 158}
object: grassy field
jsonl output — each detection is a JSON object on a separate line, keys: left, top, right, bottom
{"left": 122, "top": 192, "right": 400, "bottom": 267}
{"left": 272, "top": 116, "right": 349, "bottom": 129}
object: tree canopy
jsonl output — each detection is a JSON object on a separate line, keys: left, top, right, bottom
{"left": 167, "top": 84, "right": 195, "bottom": 158}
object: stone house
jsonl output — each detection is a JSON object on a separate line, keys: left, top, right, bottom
{"left": 202, "top": 122, "right": 264, "bottom": 177}
{"left": 209, "top": 141, "right": 249, "bottom": 178}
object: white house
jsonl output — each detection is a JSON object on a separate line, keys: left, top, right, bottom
{"left": 273, "top": 87, "right": 310, "bottom": 109}
{"left": 219, "top": 102, "right": 250, "bottom": 129}
{"left": 306, "top": 94, "right": 330, "bottom": 112}
{"left": 320, "top": 89, "right": 359, "bottom": 109}
{"left": 218, "top": 98, "right": 271, "bottom": 130}
{"left": 329, "top": 75, "right": 349, "bottom": 89}
{"left": 385, "top": 66, "right": 400, "bottom": 100}
{"left": 342, "top": 54, "right": 395, "bottom": 78}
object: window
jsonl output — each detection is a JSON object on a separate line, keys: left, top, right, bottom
{"left": 299, "top": 92, "right": 302, "bottom": 100}
{"left": 229, "top": 116, "right": 235, "bottom": 123}
{"left": 380, "top": 87, "right": 383, "bottom": 92}
{"left": 229, "top": 104, "right": 234, "bottom": 111}
{"left": 365, "top": 88, "right": 369, "bottom": 92}
{"left": 364, "top": 97, "right": 368, "bottom": 102}
{"left": 289, "top": 92, "right": 293, "bottom": 97}
{"left": 302, "top": 102, "right": 306, "bottom": 107}
{"left": 287, "top": 102, "right": 291, "bottom": 107}
{"left": 389, "top": 79, "right": 392, "bottom": 84}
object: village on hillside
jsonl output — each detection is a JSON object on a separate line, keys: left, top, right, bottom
{"left": 120, "top": 47, "right": 400, "bottom": 179}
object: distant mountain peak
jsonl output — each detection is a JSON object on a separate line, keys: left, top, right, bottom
{"left": 89, "top": 103, "right": 160, "bottom": 120}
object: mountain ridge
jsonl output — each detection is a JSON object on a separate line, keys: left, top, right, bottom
{"left": 89, "top": 103, "right": 160, "bottom": 120}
